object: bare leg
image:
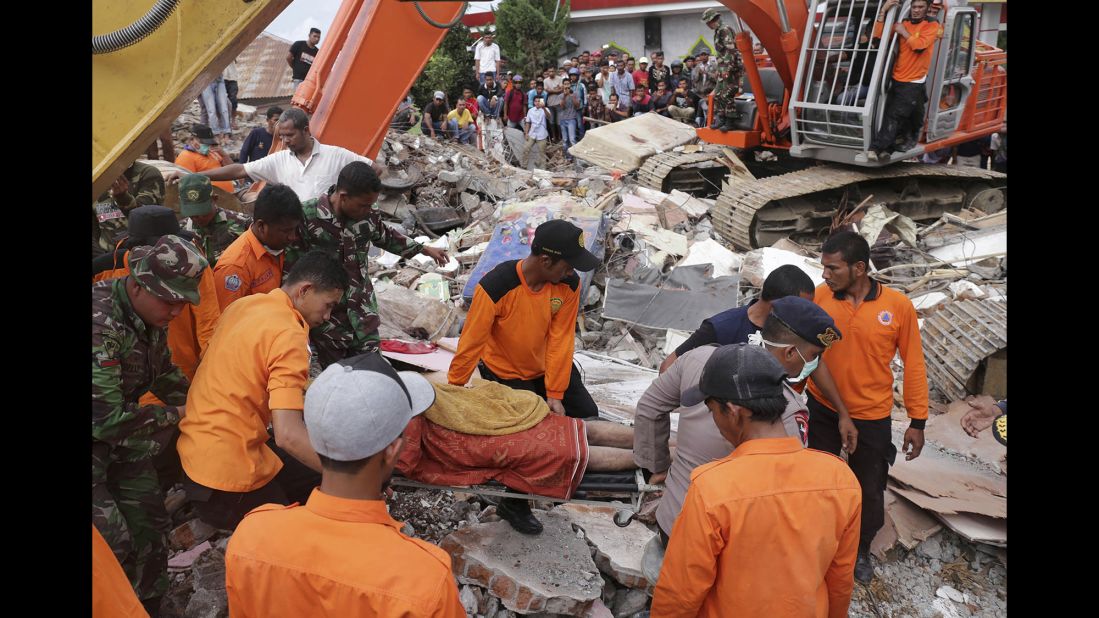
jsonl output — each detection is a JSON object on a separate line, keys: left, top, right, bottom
{"left": 584, "top": 421, "right": 636, "bottom": 472}
{"left": 587, "top": 446, "right": 637, "bottom": 472}
{"left": 584, "top": 420, "right": 634, "bottom": 449}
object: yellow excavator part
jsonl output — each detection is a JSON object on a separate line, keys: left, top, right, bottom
{"left": 92, "top": 0, "right": 292, "bottom": 201}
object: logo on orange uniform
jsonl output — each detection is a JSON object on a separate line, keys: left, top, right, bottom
{"left": 550, "top": 297, "right": 564, "bottom": 314}
{"left": 877, "top": 310, "right": 893, "bottom": 326}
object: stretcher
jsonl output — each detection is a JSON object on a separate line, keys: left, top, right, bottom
{"left": 391, "top": 469, "right": 664, "bottom": 520}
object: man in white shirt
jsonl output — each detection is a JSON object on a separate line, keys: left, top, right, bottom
{"left": 473, "top": 32, "right": 502, "bottom": 86}
{"left": 164, "top": 108, "right": 380, "bottom": 202}
{"left": 523, "top": 96, "right": 551, "bottom": 171}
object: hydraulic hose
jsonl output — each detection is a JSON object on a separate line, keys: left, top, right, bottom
{"left": 413, "top": 1, "right": 469, "bottom": 29}
{"left": 92, "top": 0, "right": 180, "bottom": 55}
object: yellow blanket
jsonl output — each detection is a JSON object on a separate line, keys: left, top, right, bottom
{"left": 426, "top": 380, "right": 550, "bottom": 435}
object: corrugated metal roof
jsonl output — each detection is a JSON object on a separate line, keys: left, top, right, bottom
{"left": 921, "top": 299, "right": 1007, "bottom": 402}
{"left": 235, "top": 32, "right": 296, "bottom": 101}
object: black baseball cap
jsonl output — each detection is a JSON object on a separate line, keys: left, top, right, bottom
{"left": 531, "top": 219, "right": 601, "bottom": 272}
{"left": 681, "top": 344, "right": 788, "bottom": 407}
{"left": 191, "top": 124, "right": 217, "bottom": 145}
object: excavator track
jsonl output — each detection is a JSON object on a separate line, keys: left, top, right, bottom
{"left": 637, "top": 146, "right": 735, "bottom": 197}
{"left": 710, "top": 163, "right": 1007, "bottom": 249}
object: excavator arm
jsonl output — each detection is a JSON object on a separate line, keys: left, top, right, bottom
{"left": 92, "top": 0, "right": 466, "bottom": 201}
{"left": 93, "top": 0, "right": 292, "bottom": 201}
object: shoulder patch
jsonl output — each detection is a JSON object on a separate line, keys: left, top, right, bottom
{"left": 479, "top": 260, "right": 522, "bottom": 303}
{"left": 225, "top": 274, "right": 242, "bottom": 292}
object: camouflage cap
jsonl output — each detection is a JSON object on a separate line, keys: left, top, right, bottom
{"left": 701, "top": 8, "right": 721, "bottom": 23}
{"left": 128, "top": 235, "right": 208, "bottom": 305}
{"left": 179, "top": 174, "right": 214, "bottom": 217}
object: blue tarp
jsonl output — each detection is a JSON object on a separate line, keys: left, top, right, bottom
{"left": 462, "top": 195, "right": 608, "bottom": 304}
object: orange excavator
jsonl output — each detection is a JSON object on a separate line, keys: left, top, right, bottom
{"left": 637, "top": 0, "right": 1006, "bottom": 247}
{"left": 92, "top": 0, "right": 469, "bottom": 203}
{"left": 93, "top": 1, "right": 1004, "bottom": 249}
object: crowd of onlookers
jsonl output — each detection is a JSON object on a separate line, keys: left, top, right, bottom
{"left": 410, "top": 42, "right": 724, "bottom": 154}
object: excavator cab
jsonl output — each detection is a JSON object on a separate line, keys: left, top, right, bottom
{"left": 789, "top": 0, "right": 902, "bottom": 164}
{"left": 788, "top": 0, "right": 1003, "bottom": 166}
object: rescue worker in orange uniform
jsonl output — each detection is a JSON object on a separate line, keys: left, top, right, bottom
{"left": 867, "top": 0, "right": 944, "bottom": 160}
{"left": 807, "top": 231, "right": 929, "bottom": 583}
{"left": 225, "top": 353, "right": 464, "bottom": 617}
{"left": 93, "top": 525, "right": 150, "bottom": 618}
{"left": 212, "top": 184, "right": 303, "bottom": 310}
{"left": 652, "top": 344, "right": 862, "bottom": 617}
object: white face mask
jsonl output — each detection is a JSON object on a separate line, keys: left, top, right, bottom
{"left": 749, "top": 332, "right": 820, "bottom": 383}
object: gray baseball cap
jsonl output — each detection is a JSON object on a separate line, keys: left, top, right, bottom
{"left": 304, "top": 352, "right": 436, "bottom": 461}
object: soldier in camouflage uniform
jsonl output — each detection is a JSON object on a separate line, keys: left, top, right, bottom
{"left": 94, "top": 160, "right": 167, "bottom": 257}
{"left": 288, "top": 162, "right": 449, "bottom": 368}
{"left": 92, "top": 235, "right": 208, "bottom": 610}
{"left": 178, "top": 173, "right": 251, "bottom": 267}
{"left": 703, "top": 8, "right": 746, "bottom": 132}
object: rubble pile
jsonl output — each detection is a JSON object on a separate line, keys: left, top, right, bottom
{"left": 157, "top": 118, "right": 1006, "bottom": 616}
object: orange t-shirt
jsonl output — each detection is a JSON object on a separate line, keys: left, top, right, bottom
{"left": 211, "top": 227, "right": 285, "bottom": 311}
{"left": 448, "top": 259, "right": 580, "bottom": 399}
{"left": 651, "top": 437, "right": 862, "bottom": 618}
{"left": 177, "top": 288, "right": 309, "bottom": 493}
{"left": 873, "top": 18, "right": 944, "bottom": 83}
{"left": 226, "top": 489, "right": 465, "bottom": 618}
{"left": 807, "top": 281, "right": 928, "bottom": 421}
{"left": 92, "top": 525, "right": 149, "bottom": 618}
{"left": 174, "top": 149, "right": 235, "bottom": 193}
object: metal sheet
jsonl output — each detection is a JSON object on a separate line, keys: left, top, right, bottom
{"left": 602, "top": 266, "right": 740, "bottom": 331}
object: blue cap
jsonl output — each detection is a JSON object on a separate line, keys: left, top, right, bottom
{"left": 568, "top": 67, "right": 580, "bottom": 75}
{"left": 770, "top": 297, "right": 842, "bottom": 349}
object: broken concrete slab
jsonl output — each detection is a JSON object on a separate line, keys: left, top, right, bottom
{"left": 191, "top": 544, "right": 227, "bottom": 593}
{"left": 739, "top": 246, "right": 825, "bottom": 288}
{"left": 437, "top": 169, "right": 465, "bottom": 184}
{"left": 559, "top": 503, "right": 657, "bottom": 593}
{"left": 923, "top": 400, "right": 1007, "bottom": 474}
{"left": 888, "top": 445, "right": 1006, "bottom": 520}
{"left": 611, "top": 588, "right": 649, "bottom": 618}
{"left": 584, "top": 599, "right": 615, "bottom": 618}
{"left": 926, "top": 225, "right": 1006, "bottom": 267}
{"left": 662, "top": 189, "right": 712, "bottom": 219}
{"left": 569, "top": 114, "right": 698, "bottom": 173}
{"left": 676, "top": 238, "right": 743, "bottom": 278}
{"left": 375, "top": 280, "right": 458, "bottom": 341}
{"left": 936, "top": 511, "right": 1007, "bottom": 547}
{"left": 185, "top": 588, "right": 228, "bottom": 618}
{"left": 870, "top": 489, "right": 943, "bottom": 560}
{"left": 573, "top": 351, "right": 658, "bottom": 423}
{"left": 441, "top": 509, "right": 603, "bottom": 615}
{"left": 234, "top": 103, "right": 257, "bottom": 121}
